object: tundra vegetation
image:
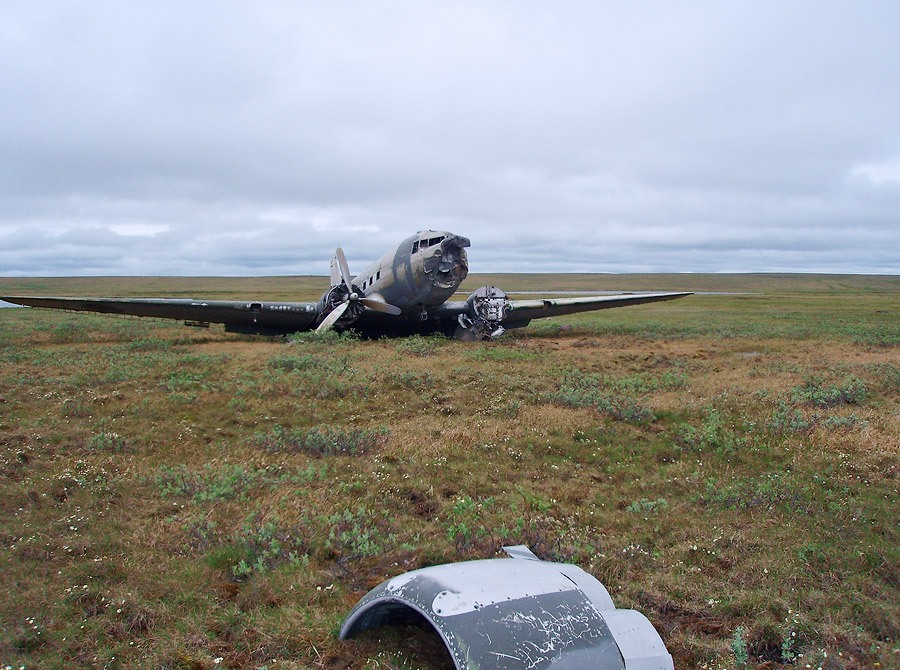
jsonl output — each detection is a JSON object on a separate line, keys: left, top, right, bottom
{"left": 0, "top": 273, "right": 897, "bottom": 670}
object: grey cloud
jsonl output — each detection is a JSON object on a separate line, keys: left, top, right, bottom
{"left": 1, "top": 1, "right": 898, "bottom": 277}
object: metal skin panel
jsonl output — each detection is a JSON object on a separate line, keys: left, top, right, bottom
{"left": 340, "top": 549, "right": 674, "bottom": 670}
{"left": 341, "top": 568, "right": 624, "bottom": 670}
{"left": 601, "top": 610, "right": 674, "bottom": 670}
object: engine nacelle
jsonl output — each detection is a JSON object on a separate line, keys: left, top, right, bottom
{"left": 455, "top": 286, "right": 511, "bottom": 340}
{"left": 317, "top": 283, "right": 365, "bottom": 330}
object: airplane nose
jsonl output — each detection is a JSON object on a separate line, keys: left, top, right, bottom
{"left": 423, "top": 234, "right": 470, "bottom": 288}
{"left": 446, "top": 234, "right": 470, "bottom": 249}
{"left": 437, "top": 239, "right": 466, "bottom": 269}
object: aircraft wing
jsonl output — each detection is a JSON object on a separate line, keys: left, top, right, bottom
{"left": 0, "top": 295, "right": 321, "bottom": 335}
{"left": 505, "top": 292, "right": 692, "bottom": 326}
{"left": 433, "top": 290, "right": 692, "bottom": 339}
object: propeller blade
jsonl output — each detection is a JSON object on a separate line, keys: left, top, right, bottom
{"left": 360, "top": 298, "right": 402, "bottom": 316}
{"left": 315, "top": 300, "right": 350, "bottom": 333}
{"left": 335, "top": 247, "right": 353, "bottom": 291}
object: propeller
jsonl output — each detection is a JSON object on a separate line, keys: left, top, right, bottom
{"left": 316, "top": 300, "right": 351, "bottom": 332}
{"left": 316, "top": 248, "right": 401, "bottom": 333}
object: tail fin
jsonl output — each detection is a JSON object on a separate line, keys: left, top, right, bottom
{"left": 329, "top": 250, "right": 343, "bottom": 286}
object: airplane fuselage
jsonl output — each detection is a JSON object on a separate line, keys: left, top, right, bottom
{"left": 353, "top": 231, "right": 470, "bottom": 317}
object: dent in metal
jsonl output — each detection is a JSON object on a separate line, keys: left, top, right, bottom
{"left": 422, "top": 234, "right": 470, "bottom": 290}
{"left": 340, "top": 546, "right": 673, "bottom": 670}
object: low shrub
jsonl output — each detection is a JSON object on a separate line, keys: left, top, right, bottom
{"left": 250, "top": 424, "right": 389, "bottom": 456}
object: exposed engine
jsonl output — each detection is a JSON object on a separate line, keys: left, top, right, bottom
{"left": 317, "top": 283, "right": 365, "bottom": 330}
{"left": 455, "top": 285, "right": 511, "bottom": 340}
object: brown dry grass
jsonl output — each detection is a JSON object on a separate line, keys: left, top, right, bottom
{"left": 0, "top": 273, "right": 897, "bottom": 669}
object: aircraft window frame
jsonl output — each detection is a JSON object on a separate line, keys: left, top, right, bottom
{"left": 412, "top": 241, "right": 419, "bottom": 253}
{"left": 376, "top": 271, "right": 381, "bottom": 280}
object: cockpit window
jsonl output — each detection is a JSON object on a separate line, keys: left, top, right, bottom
{"left": 414, "top": 235, "right": 445, "bottom": 253}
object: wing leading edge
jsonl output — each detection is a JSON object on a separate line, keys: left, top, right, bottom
{"left": 506, "top": 291, "right": 692, "bottom": 325}
{"left": 433, "top": 289, "right": 692, "bottom": 340}
{"left": 0, "top": 296, "right": 321, "bottom": 335}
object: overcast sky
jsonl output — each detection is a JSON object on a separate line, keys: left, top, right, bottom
{"left": 1, "top": 1, "right": 898, "bottom": 277}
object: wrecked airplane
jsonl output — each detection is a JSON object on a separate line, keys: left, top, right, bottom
{"left": 1, "top": 231, "right": 690, "bottom": 340}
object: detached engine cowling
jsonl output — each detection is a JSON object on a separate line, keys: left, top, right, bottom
{"left": 340, "top": 545, "right": 675, "bottom": 670}
{"left": 455, "top": 286, "right": 511, "bottom": 340}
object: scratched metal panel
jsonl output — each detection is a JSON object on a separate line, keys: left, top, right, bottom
{"left": 341, "top": 560, "right": 626, "bottom": 670}
{"left": 442, "top": 591, "right": 624, "bottom": 669}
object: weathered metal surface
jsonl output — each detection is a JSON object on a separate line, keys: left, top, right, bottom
{"left": 340, "top": 546, "right": 674, "bottom": 670}
{"left": 315, "top": 247, "right": 402, "bottom": 332}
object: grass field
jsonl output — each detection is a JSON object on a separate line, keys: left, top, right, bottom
{"left": 0, "top": 274, "right": 897, "bottom": 669}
